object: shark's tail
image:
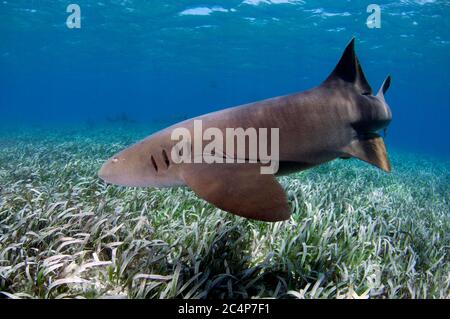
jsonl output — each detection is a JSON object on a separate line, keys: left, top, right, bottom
{"left": 328, "top": 39, "right": 392, "bottom": 173}
{"left": 342, "top": 136, "right": 391, "bottom": 173}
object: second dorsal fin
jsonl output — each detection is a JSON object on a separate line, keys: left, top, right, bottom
{"left": 377, "top": 75, "right": 391, "bottom": 102}
{"left": 324, "top": 38, "right": 373, "bottom": 95}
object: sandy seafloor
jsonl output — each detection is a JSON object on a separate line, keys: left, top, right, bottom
{"left": 0, "top": 124, "right": 448, "bottom": 299}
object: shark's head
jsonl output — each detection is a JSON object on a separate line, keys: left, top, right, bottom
{"left": 98, "top": 141, "right": 155, "bottom": 187}
{"left": 323, "top": 38, "right": 392, "bottom": 138}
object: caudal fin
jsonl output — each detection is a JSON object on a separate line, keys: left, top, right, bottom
{"left": 342, "top": 135, "right": 391, "bottom": 172}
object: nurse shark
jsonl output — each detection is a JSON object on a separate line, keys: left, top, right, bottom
{"left": 98, "top": 38, "right": 392, "bottom": 222}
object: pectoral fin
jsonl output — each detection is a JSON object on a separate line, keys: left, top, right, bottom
{"left": 181, "top": 162, "right": 290, "bottom": 222}
{"left": 342, "top": 136, "right": 391, "bottom": 172}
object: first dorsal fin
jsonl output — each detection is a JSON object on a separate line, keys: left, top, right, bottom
{"left": 324, "top": 38, "right": 373, "bottom": 95}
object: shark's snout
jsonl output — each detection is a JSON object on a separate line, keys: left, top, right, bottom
{"left": 98, "top": 162, "right": 110, "bottom": 182}
{"left": 98, "top": 157, "right": 119, "bottom": 183}
{"left": 98, "top": 154, "right": 153, "bottom": 187}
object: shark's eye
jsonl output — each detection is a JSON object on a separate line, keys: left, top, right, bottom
{"left": 361, "top": 91, "right": 371, "bottom": 96}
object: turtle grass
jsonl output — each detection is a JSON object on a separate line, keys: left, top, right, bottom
{"left": 0, "top": 125, "right": 448, "bottom": 299}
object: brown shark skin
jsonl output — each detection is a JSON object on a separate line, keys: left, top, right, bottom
{"left": 98, "top": 38, "right": 392, "bottom": 221}
{"left": 99, "top": 82, "right": 390, "bottom": 184}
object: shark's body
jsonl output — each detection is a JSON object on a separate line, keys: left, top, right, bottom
{"left": 99, "top": 39, "right": 392, "bottom": 222}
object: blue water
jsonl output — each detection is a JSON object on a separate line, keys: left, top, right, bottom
{"left": 1, "top": 0, "right": 449, "bottom": 157}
